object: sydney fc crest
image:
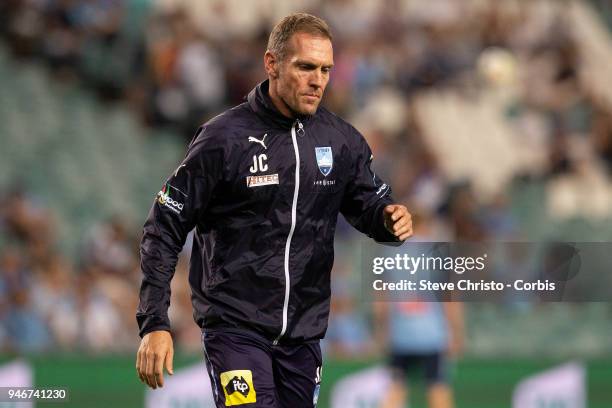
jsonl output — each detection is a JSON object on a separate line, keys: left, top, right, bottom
{"left": 315, "top": 147, "right": 333, "bottom": 177}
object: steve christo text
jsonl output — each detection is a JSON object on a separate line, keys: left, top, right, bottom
{"left": 372, "top": 278, "right": 556, "bottom": 292}
{"left": 370, "top": 253, "right": 556, "bottom": 292}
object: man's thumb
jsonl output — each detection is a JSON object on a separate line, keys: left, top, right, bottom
{"left": 165, "top": 351, "right": 174, "bottom": 375}
{"left": 384, "top": 205, "right": 396, "bottom": 214}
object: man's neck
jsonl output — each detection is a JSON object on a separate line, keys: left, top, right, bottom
{"left": 267, "top": 79, "right": 295, "bottom": 119}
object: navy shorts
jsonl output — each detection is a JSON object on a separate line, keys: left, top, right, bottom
{"left": 202, "top": 329, "right": 323, "bottom": 408}
{"left": 389, "top": 352, "right": 449, "bottom": 385}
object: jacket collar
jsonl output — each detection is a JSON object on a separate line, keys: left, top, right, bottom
{"left": 247, "top": 79, "right": 313, "bottom": 129}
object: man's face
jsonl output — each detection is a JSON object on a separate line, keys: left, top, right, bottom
{"left": 272, "top": 32, "right": 334, "bottom": 116}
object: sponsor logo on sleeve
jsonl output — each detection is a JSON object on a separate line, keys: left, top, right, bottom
{"left": 376, "top": 183, "right": 389, "bottom": 196}
{"left": 156, "top": 183, "right": 186, "bottom": 214}
{"left": 219, "top": 370, "right": 256, "bottom": 406}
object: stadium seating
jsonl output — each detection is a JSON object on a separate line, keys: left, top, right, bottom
{"left": 0, "top": 43, "right": 184, "bottom": 255}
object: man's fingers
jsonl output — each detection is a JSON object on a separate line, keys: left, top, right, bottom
{"left": 154, "top": 352, "right": 165, "bottom": 388}
{"left": 388, "top": 206, "right": 409, "bottom": 222}
{"left": 393, "top": 216, "right": 413, "bottom": 239}
{"left": 391, "top": 216, "right": 410, "bottom": 232}
{"left": 388, "top": 211, "right": 412, "bottom": 233}
{"left": 136, "top": 351, "right": 145, "bottom": 384}
{"left": 165, "top": 347, "right": 174, "bottom": 376}
{"left": 395, "top": 225, "right": 412, "bottom": 238}
{"left": 140, "top": 351, "right": 148, "bottom": 385}
{"left": 384, "top": 205, "right": 397, "bottom": 214}
{"left": 399, "top": 233, "right": 412, "bottom": 241}
{"left": 145, "top": 351, "right": 157, "bottom": 389}
{"left": 397, "top": 209, "right": 411, "bottom": 222}
{"left": 143, "top": 351, "right": 152, "bottom": 388}
{"left": 383, "top": 205, "right": 413, "bottom": 241}
{"left": 136, "top": 350, "right": 141, "bottom": 379}
{"left": 399, "top": 228, "right": 413, "bottom": 240}
{"left": 391, "top": 209, "right": 402, "bottom": 221}
{"left": 137, "top": 331, "right": 174, "bottom": 389}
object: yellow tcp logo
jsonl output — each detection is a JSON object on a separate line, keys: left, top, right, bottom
{"left": 219, "top": 370, "right": 256, "bottom": 406}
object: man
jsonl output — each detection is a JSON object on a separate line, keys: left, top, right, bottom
{"left": 136, "top": 13, "right": 412, "bottom": 407}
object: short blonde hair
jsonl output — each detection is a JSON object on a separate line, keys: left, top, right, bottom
{"left": 267, "top": 13, "right": 332, "bottom": 61}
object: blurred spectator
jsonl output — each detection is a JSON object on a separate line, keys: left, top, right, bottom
{"left": 0, "top": 248, "right": 30, "bottom": 297}
{"left": 439, "top": 182, "right": 488, "bottom": 241}
{"left": 30, "top": 255, "right": 80, "bottom": 348}
{"left": 324, "top": 264, "right": 377, "bottom": 358}
{"left": 3, "top": 289, "right": 53, "bottom": 353}
{"left": 74, "top": 269, "right": 127, "bottom": 351}
{"left": 592, "top": 100, "right": 612, "bottom": 173}
{"left": 82, "top": 216, "right": 137, "bottom": 276}
{"left": 1, "top": 190, "right": 51, "bottom": 247}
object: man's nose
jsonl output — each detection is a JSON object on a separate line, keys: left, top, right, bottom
{"left": 309, "top": 70, "right": 323, "bottom": 89}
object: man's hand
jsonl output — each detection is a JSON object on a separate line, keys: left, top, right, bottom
{"left": 383, "top": 205, "right": 413, "bottom": 241}
{"left": 136, "top": 330, "right": 174, "bottom": 389}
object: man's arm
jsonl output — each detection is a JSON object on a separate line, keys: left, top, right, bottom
{"left": 340, "top": 126, "right": 412, "bottom": 244}
{"left": 136, "top": 126, "right": 224, "bottom": 389}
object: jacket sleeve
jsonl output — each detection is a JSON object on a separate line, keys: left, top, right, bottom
{"left": 340, "top": 126, "right": 402, "bottom": 245}
{"left": 136, "top": 126, "right": 224, "bottom": 337}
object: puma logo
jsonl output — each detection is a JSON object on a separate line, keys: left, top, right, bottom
{"left": 248, "top": 134, "right": 268, "bottom": 150}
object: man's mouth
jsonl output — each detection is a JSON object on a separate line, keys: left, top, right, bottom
{"left": 303, "top": 94, "right": 320, "bottom": 101}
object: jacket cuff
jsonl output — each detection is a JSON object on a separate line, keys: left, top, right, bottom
{"left": 137, "top": 314, "right": 171, "bottom": 338}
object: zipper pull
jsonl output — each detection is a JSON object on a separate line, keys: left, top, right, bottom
{"left": 296, "top": 120, "right": 305, "bottom": 137}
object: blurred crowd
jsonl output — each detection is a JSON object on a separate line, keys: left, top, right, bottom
{"left": 2, "top": 0, "right": 612, "bottom": 355}
{"left": 0, "top": 188, "right": 214, "bottom": 353}
{"left": 0, "top": 189, "right": 140, "bottom": 353}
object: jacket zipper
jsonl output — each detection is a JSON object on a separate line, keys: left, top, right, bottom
{"left": 274, "top": 120, "right": 302, "bottom": 345}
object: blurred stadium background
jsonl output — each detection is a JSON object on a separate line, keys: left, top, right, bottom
{"left": 1, "top": 0, "right": 612, "bottom": 406}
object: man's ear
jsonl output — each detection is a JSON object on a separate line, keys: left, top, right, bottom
{"left": 264, "top": 51, "right": 279, "bottom": 79}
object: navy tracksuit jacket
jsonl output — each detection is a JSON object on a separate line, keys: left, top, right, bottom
{"left": 137, "top": 79, "right": 401, "bottom": 345}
